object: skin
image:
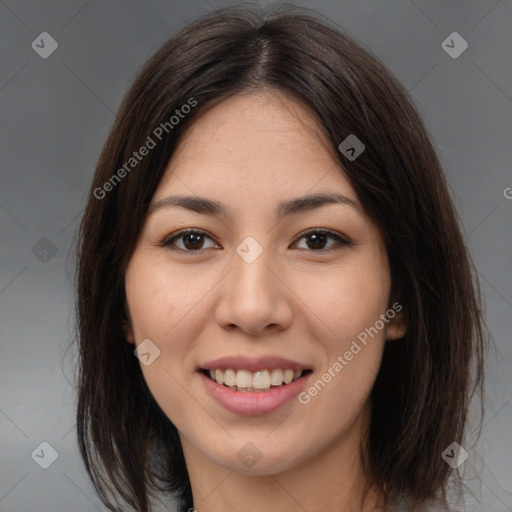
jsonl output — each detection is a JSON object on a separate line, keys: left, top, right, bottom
{"left": 124, "top": 90, "right": 407, "bottom": 512}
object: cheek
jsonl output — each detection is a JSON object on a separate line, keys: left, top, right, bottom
{"left": 125, "top": 275, "right": 176, "bottom": 339}
{"left": 293, "top": 251, "right": 390, "bottom": 412}
{"left": 293, "top": 258, "right": 390, "bottom": 345}
{"left": 125, "top": 257, "right": 204, "bottom": 428}
{"left": 125, "top": 255, "right": 205, "bottom": 340}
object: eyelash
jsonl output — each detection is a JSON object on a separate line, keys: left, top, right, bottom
{"left": 160, "top": 228, "right": 352, "bottom": 254}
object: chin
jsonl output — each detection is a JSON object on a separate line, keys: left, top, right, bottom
{"left": 205, "top": 438, "right": 306, "bottom": 476}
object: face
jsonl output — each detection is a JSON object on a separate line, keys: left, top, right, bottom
{"left": 124, "top": 90, "right": 406, "bottom": 478}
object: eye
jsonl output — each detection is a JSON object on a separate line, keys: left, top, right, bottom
{"left": 293, "top": 228, "right": 352, "bottom": 252}
{"left": 161, "top": 228, "right": 219, "bottom": 252}
{"left": 161, "top": 228, "right": 351, "bottom": 253}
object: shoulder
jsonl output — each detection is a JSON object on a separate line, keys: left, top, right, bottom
{"left": 388, "top": 495, "right": 452, "bottom": 512}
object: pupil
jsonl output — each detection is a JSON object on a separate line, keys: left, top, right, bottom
{"left": 185, "top": 233, "right": 203, "bottom": 250}
{"left": 308, "top": 233, "right": 326, "bottom": 250}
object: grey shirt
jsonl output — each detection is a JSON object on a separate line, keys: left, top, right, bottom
{"left": 387, "top": 495, "right": 451, "bottom": 511}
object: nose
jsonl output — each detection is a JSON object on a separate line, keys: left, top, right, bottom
{"left": 214, "top": 240, "right": 293, "bottom": 336}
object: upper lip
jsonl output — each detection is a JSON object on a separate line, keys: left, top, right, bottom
{"left": 200, "top": 355, "right": 311, "bottom": 372}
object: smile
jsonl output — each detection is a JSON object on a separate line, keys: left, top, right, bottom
{"left": 202, "top": 368, "right": 312, "bottom": 392}
{"left": 198, "top": 355, "right": 313, "bottom": 415}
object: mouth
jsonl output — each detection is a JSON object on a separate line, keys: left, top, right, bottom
{"left": 198, "top": 355, "right": 314, "bottom": 414}
{"left": 200, "top": 367, "right": 313, "bottom": 392}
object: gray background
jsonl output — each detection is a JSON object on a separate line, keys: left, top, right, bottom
{"left": 0, "top": 0, "right": 511, "bottom": 511}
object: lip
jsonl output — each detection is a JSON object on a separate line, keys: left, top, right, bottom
{"left": 199, "top": 369, "right": 312, "bottom": 415}
{"left": 200, "top": 355, "right": 310, "bottom": 372}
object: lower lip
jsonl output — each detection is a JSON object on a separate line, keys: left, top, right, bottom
{"left": 199, "top": 371, "right": 311, "bottom": 415}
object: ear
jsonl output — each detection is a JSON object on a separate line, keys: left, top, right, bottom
{"left": 123, "top": 321, "right": 135, "bottom": 344}
{"left": 123, "top": 303, "right": 135, "bottom": 344}
{"left": 385, "top": 306, "right": 407, "bottom": 341}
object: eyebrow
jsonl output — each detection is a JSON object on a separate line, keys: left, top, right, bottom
{"left": 147, "top": 192, "right": 359, "bottom": 219}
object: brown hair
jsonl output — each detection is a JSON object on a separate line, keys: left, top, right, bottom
{"left": 74, "top": 4, "right": 487, "bottom": 511}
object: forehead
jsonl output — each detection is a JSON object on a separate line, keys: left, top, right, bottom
{"left": 153, "top": 91, "right": 356, "bottom": 207}
{"left": 172, "top": 90, "right": 334, "bottom": 163}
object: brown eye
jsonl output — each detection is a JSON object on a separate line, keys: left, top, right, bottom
{"left": 161, "top": 228, "right": 351, "bottom": 254}
{"left": 161, "top": 229, "right": 218, "bottom": 252}
{"left": 294, "top": 229, "right": 352, "bottom": 251}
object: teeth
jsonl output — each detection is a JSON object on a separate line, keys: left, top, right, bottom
{"left": 253, "top": 370, "right": 270, "bottom": 389}
{"left": 235, "top": 369, "right": 252, "bottom": 388}
{"left": 207, "top": 368, "right": 305, "bottom": 391}
{"left": 270, "top": 369, "right": 283, "bottom": 385}
{"left": 283, "top": 369, "right": 294, "bottom": 384}
{"left": 215, "top": 369, "right": 224, "bottom": 385}
{"left": 223, "top": 368, "right": 236, "bottom": 387}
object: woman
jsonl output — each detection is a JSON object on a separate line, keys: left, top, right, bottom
{"left": 74, "top": 5, "right": 487, "bottom": 512}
